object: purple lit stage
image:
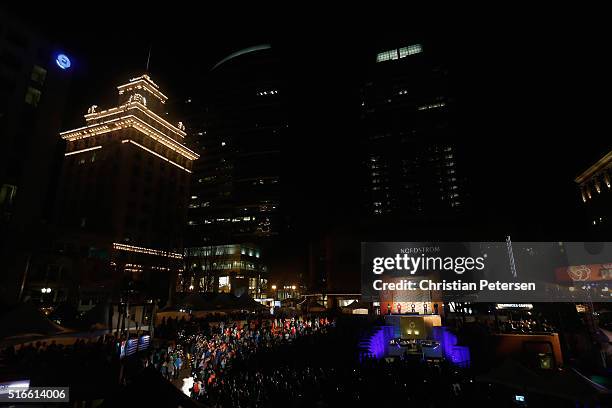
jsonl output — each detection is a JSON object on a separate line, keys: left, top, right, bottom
{"left": 359, "top": 316, "right": 470, "bottom": 367}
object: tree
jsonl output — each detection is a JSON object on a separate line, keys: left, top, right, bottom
{"left": 183, "top": 244, "right": 232, "bottom": 293}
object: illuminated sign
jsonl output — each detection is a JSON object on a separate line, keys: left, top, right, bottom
{"left": 556, "top": 263, "right": 612, "bottom": 282}
{"left": 495, "top": 303, "right": 534, "bottom": 310}
{"left": 55, "top": 54, "right": 71, "bottom": 70}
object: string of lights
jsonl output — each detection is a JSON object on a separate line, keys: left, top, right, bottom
{"left": 112, "top": 242, "right": 183, "bottom": 259}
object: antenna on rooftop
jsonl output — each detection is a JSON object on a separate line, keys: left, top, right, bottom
{"left": 146, "top": 44, "right": 153, "bottom": 73}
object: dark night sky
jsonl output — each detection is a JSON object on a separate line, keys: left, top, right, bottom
{"left": 4, "top": 6, "right": 611, "bottom": 242}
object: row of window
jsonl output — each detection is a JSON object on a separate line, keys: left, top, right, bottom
{"left": 199, "top": 261, "right": 262, "bottom": 271}
{"left": 186, "top": 245, "right": 260, "bottom": 257}
{"left": 376, "top": 44, "right": 423, "bottom": 63}
{"left": 257, "top": 90, "right": 279, "bottom": 96}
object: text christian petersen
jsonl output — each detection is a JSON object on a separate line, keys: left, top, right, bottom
{"left": 371, "top": 252, "right": 536, "bottom": 292}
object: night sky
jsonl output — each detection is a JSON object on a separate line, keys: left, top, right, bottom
{"left": 4, "top": 5, "right": 610, "bottom": 243}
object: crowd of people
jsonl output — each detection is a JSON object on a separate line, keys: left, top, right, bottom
{"left": 144, "top": 315, "right": 334, "bottom": 405}
{"left": 141, "top": 314, "right": 492, "bottom": 407}
{"left": 204, "top": 354, "right": 478, "bottom": 407}
{"left": 145, "top": 314, "right": 486, "bottom": 407}
{"left": 3, "top": 311, "right": 594, "bottom": 407}
{"left": 187, "top": 316, "right": 331, "bottom": 400}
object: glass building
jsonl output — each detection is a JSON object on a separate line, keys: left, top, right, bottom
{"left": 182, "top": 44, "right": 287, "bottom": 246}
{"left": 182, "top": 243, "right": 268, "bottom": 298}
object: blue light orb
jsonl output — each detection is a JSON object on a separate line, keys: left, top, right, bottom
{"left": 56, "top": 54, "right": 71, "bottom": 70}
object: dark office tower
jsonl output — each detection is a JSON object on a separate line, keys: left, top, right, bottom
{"left": 55, "top": 75, "right": 199, "bottom": 303}
{"left": 178, "top": 44, "right": 287, "bottom": 296}
{"left": 0, "top": 11, "right": 72, "bottom": 304}
{"left": 184, "top": 44, "right": 286, "bottom": 246}
{"left": 360, "top": 40, "right": 467, "bottom": 219}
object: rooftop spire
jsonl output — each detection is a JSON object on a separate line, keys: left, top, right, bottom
{"left": 145, "top": 43, "right": 153, "bottom": 73}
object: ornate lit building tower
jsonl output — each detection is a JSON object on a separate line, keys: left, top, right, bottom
{"left": 576, "top": 150, "right": 611, "bottom": 233}
{"left": 56, "top": 74, "right": 199, "bottom": 302}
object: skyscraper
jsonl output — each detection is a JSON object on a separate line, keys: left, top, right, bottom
{"left": 54, "top": 74, "right": 198, "bottom": 303}
{"left": 361, "top": 40, "right": 467, "bottom": 219}
{"left": 183, "top": 44, "right": 286, "bottom": 246}
{"left": 179, "top": 45, "right": 287, "bottom": 296}
{"left": 0, "top": 11, "right": 73, "bottom": 304}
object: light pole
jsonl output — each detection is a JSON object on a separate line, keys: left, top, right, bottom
{"left": 40, "top": 287, "right": 52, "bottom": 303}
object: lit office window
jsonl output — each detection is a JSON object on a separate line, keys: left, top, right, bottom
{"left": 219, "top": 276, "right": 230, "bottom": 291}
{"left": 31, "top": 65, "right": 47, "bottom": 85}
{"left": 418, "top": 102, "right": 446, "bottom": 111}
{"left": 24, "top": 87, "right": 42, "bottom": 107}
{"left": 399, "top": 44, "right": 423, "bottom": 58}
{"left": 376, "top": 49, "right": 398, "bottom": 63}
{"left": 377, "top": 44, "right": 422, "bottom": 63}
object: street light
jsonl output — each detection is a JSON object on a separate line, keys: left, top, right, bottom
{"left": 271, "top": 285, "right": 277, "bottom": 290}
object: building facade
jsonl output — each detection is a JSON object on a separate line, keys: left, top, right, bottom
{"left": 0, "top": 11, "right": 73, "bottom": 304}
{"left": 178, "top": 45, "right": 289, "bottom": 295}
{"left": 576, "top": 150, "right": 611, "bottom": 232}
{"left": 361, "top": 41, "right": 467, "bottom": 218}
{"left": 182, "top": 243, "right": 268, "bottom": 298}
{"left": 52, "top": 74, "right": 198, "bottom": 304}
{"left": 182, "top": 44, "right": 287, "bottom": 246}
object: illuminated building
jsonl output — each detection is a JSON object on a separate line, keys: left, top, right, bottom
{"left": 0, "top": 11, "right": 73, "bottom": 304}
{"left": 182, "top": 243, "right": 268, "bottom": 298}
{"left": 361, "top": 40, "right": 468, "bottom": 217}
{"left": 54, "top": 74, "right": 199, "bottom": 302}
{"left": 272, "top": 284, "right": 303, "bottom": 301}
{"left": 180, "top": 44, "right": 286, "bottom": 246}
{"left": 575, "top": 150, "right": 611, "bottom": 231}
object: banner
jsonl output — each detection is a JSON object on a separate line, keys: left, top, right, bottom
{"left": 361, "top": 242, "right": 612, "bottom": 302}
